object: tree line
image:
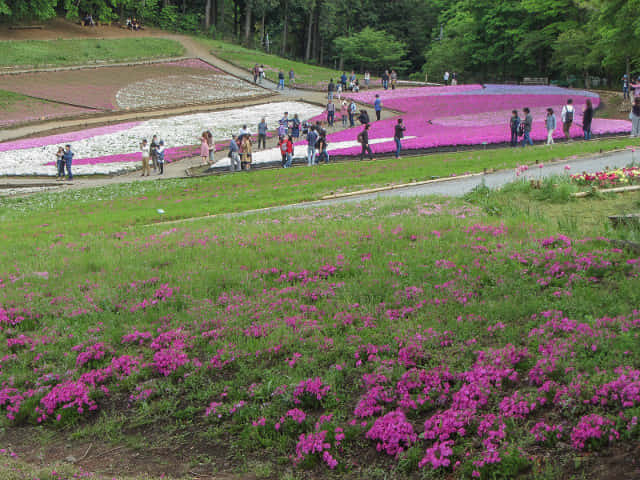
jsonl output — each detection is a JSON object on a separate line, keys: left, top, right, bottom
{"left": 1, "top": 0, "right": 638, "bottom": 85}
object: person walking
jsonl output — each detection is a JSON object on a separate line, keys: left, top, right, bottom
{"left": 358, "top": 124, "right": 374, "bottom": 161}
{"left": 341, "top": 101, "right": 348, "bottom": 127}
{"left": 291, "top": 114, "right": 301, "bottom": 140}
{"left": 284, "top": 135, "right": 294, "bottom": 167}
{"left": 289, "top": 68, "right": 295, "bottom": 86}
{"left": 279, "top": 136, "right": 288, "bottom": 167}
{"left": 509, "top": 110, "right": 520, "bottom": 147}
{"left": 394, "top": 118, "right": 405, "bottom": 158}
{"left": 358, "top": 109, "right": 370, "bottom": 125}
{"left": 240, "top": 135, "right": 253, "bottom": 170}
{"left": 258, "top": 117, "right": 268, "bottom": 149}
{"left": 348, "top": 100, "right": 357, "bottom": 127}
{"left": 364, "top": 71, "right": 370, "bottom": 89}
{"left": 340, "top": 72, "right": 347, "bottom": 90}
{"left": 561, "top": 99, "right": 575, "bottom": 140}
{"left": 199, "top": 132, "right": 209, "bottom": 166}
{"left": 140, "top": 138, "right": 151, "bottom": 176}
{"left": 582, "top": 99, "right": 593, "bottom": 140}
{"left": 206, "top": 131, "right": 215, "bottom": 165}
{"left": 451, "top": 72, "right": 458, "bottom": 86}
{"left": 328, "top": 79, "right": 335, "bottom": 101}
{"left": 278, "top": 70, "right": 285, "bottom": 90}
{"left": 258, "top": 65, "right": 264, "bottom": 84}
{"left": 316, "top": 134, "right": 329, "bottom": 164}
{"left": 443, "top": 71, "right": 450, "bottom": 85}
{"left": 381, "top": 70, "right": 389, "bottom": 90}
{"left": 156, "top": 141, "right": 165, "bottom": 174}
{"left": 374, "top": 94, "right": 382, "bottom": 121}
{"left": 253, "top": 64, "right": 259, "bottom": 83}
{"left": 55, "top": 146, "right": 65, "bottom": 180}
{"left": 545, "top": 108, "right": 556, "bottom": 145}
{"left": 390, "top": 70, "right": 397, "bottom": 90}
{"left": 150, "top": 135, "right": 159, "bottom": 171}
{"left": 63, "top": 144, "right": 74, "bottom": 180}
{"left": 630, "top": 97, "right": 640, "bottom": 137}
{"left": 327, "top": 100, "right": 335, "bottom": 127}
{"left": 521, "top": 108, "right": 533, "bottom": 147}
{"left": 306, "top": 125, "right": 318, "bottom": 166}
{"left": 623, "top": 74, "right": 630, "bottom": 101}
{"left": 229, "top": 135, "right": 241, "bottom": 171}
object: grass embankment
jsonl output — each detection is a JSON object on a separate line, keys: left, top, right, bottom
{"left": 0, "top": 38, "right": 185, "bottom": 68}
{"left": 0, "top": 167, "right": 639, "bottom": 479}
{"left": 2, "top": 136, "right": 638, "bottom": 242}
{"left": 196, "top": 37, "right": 343, "bottom": 88}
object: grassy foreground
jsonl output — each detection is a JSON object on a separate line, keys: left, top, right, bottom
{"left": 0, "top": 38, "right": 185, "bottom": 68}
{"left": 196, "top": 37, "right": 343, "bottom": 88}
{"left": 1, "top": 145, "right": 640, "bottom": 479}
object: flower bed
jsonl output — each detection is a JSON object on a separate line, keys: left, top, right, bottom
{"left": 571, "top": 166, "right": 640, "bottom": 188}
{"left": 0, "top": 101, "right": 323, "bottom": 175}
{"left": 327, "top": 85, "right": 630, "bottom": 156}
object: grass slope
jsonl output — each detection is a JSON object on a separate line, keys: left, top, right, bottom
{"left": 197, "top": 37, "right": 343, "bottom": 88}
{"left": 0, "top": 38, "right": 185, "bottom": 68}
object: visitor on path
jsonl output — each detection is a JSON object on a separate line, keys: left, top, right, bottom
{"left": 258, "top": 65, "right": 264, "bottom": 84}
{"left": 374, "top": 94, "right": 382, "bottom": 121}
{"left": 258, "top": 118, "right": 268, "bottom": 149}
{"left": 206, "top": 131, "right": 215, "bottom": 164}
{"left": 289, "top": 68, "right": 295, "bottom": 86}
{"left": 200, "top": 132, "right": 210, "bottom": 166}
{"left": 341, "top": 101, "right": 348, "bottom": 126}
{"left": 443, "top": 71, "right": 450, "bottom": 85}
{"left": 327, "top": 101, "right": 335, "bottom": 126}
{"left": 156, "top": 141, "right": 165, "bottom": 174}
{"left": 364, "top": 71, "right": 371, "bottom": 89}
{"left": 509, "top": 110, "right": 520, "bottom": 147}
{"left": 307, "top": 126, "right": 318, "bottom": 166}
{"left": 451, "top": 72, "right": 458, "bottom": 86}
{"left": 229, "top": 135, "right": 241, "bottom": 171}
{"left": 561, "top": 99, "right": 575, "bottom": 140}
{"left": 582, "top": 99, "right": 593, "bottom": 140}
{"left": 279, "top": 136, "right": 288, "bottom": 167}
{"left": 238, "top": 124, "right": 251, "bottom": 143}
{"left": 291, "top": 114, "right": 301, "bottom": 140}
{"left": 336, "top": 82, "right": 343, "bottom": 100}
{"left": 63, "top": 144, "right": 74, "bottom": 180}
{"left": 349, "top": 100, "right": 357, "bottom": 127}
{"left": 382, "top": 70, "right": 390, "bottom": 90}
{"left": 394, "top": 118, "right": 405, "bottom": 158}
{"left": 317, "top": 134, "right": 329, "bottom": 164}
{"left": 55, "top": 147, "right": 65, "bottom": 180}
{"left": 340, "top": 72, "right": 348, "bottom": 90}
{"left": 150, "top": 135, "right": 159, "bottom": 171}
{"left": 623, "top": 74, "right": 630, "bottom": 101}
{"left": 284, "top": 135, "right": 294, "bottom": 167}
{"left": 240, "top": 135, "right": 253, "bottom": 170}
{"left": 390, "top": 70, "right": 398, "bottom": 90}
{"left": 521, "top": 108, "right": 533, "bottom": 147}
{"left": 630, "top": 98, "right": 640, "bottom": 137}
{"left": 278, "top": 70, "right": 285, "bottom": 90}
{"left": 140, "top": 138, "right": 151, "bottom": 176}
{"left": 545, "top": 108, "right": 556, "bottom": 145}
{"left": 328, "top": 79, "right": 335, "bottom": 101}
{"left": 358, "top": 124, "right": 374, "bottom": 161}
{"left": 349, "top": 71, "right": 356, "bottom": 84}
{"left": 358, "top": 109, "right": 370, "bottom": 125}
{"left": 253, "top": 64, "right": 259, "bottom": 83}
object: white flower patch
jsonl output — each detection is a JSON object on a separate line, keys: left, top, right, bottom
{"left": 116, "top": 74, "right": 265, "bottom": 109}
{"left": 0, "top": 102, "right": 323, "bottom": 176}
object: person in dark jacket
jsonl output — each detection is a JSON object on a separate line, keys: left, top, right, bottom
{"left": 358, "top": 109, "right": 370, "bottom": 125}
{"left": 582, "top": 99, "right": 594, "bottom": 140}
{"left": 62, "top": 144, "right": 74, "bottom": 180}
{"left": 358, "top": 124, "right": 374, "bottom": 161}
{"left": 328, "top": 79, "right": 335, "bottom": 101}
{"left": 394, "top": 118, "right": 406, "bottom": 158}
{"left": 521, "top": 108, "right": 533, "bottom": 147}
{"left": 509, "top": 110, "right": 520, "bottom": 147}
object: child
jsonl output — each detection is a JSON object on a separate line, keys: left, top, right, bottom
{"left": 200, "top": 132, "right": 209, "bottom": 166}
{"left": 545, "top": 108, "right": 556, "bottom": 145}
{"left": 140, "top": 138, "right": 150, "bottom": 176}
{"left": 156, "top": 141, "right": 165, "bottom": 174}
{"left": 278, "top": 136, "right": 288, "bottom": 167}
{"left": 55, "top": 147, "right": 65, "bottom": 180}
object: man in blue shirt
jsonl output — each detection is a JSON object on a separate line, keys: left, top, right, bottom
{"left": 306, "top": 126, "right": 318, "bottom": 166}
{"left": 374, "top": 94, "right": 382, "bottom": 121}
{"left": 62, "top": 144, "right": 74, "bottom": 180}
{"left": 340, "top": 72, "right": 347, "bottom": 90}
{"left": 278, "top": 70, "right": 285, "bottom": 90}
{"left": 229, "top": 135, "right": 240, "bottom": 171}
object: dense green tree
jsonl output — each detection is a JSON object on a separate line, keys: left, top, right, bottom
{"left": 334, "top": 27, "right": 409, "bottom": 72}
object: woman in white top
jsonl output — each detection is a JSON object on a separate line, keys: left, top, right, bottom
{"left": 140, "top": 139, "right": 150, "bottom": 176}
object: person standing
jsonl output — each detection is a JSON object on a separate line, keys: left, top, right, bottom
{"left": 374, "top": 94, "right": 382, "bottom": 121}
{"left": 561, "top": 98, "right": 575, "bottom": 140}
{"left": 253, "top": 64, "right": 259, "bottom": 83}
{"left": 278, "top": 70, "right": 285, "bottom": 90}
{"left": 258, "top": 65, "right": 264, "bottom": 84}
{"left": 390, "top": 70, "right": 397, "bottom": 90}
{"left": 199, "top": 131, "right": 209, "bottom": 166}
{"left": 545, "top": 108, "right": 556, "bottom": 145}
{"left": 341, "top": 101, "right": 348, "bottom": 127}
{"left": 206, "top": 131, "right": 215, "bottom": 165}
{"left": 582, "top": 99, "right": 593, "bottom": 140}
{"left": 443, "top": 71, "right": 450, "bottom": 85}
{"left": 358, "top": 123, "right": 374, "bottom": 161}
{"left": 63, "top": 144, "right": 74, "bottom": 180}
{"left": 451, "top": 72, "right": 458, "bottom": 86}
{"left": 340, "top": 72, "right": 347, "bottom": 90}
{"left": 156, "top": 141, "right": 165, "bottom": 174}
{"left": 381, "top": 70, "right": 389, "bottom": 90}
{"left": 364, "top": 71, "right": 370, "bottom": 89}
{"left": 150, "top": 135, "right": 159, "bottom": 171}
{"left": 630, "top": 97, "right": 640, "bottom": 137}
{"left": 140, "top": 138, "right": 151, "bottom": 176}
{"left": 316, "top": 133, "right": 329, "bottom": 164}
{"left": 394, "top": 118, "right": 405, "bottom": 158}
{"left": 328, "top": 79, "right": 335, "bottom": 101}
{"left": 240, "top": 135, "right": 252, "bottom": 170}
{"left": 348, "top": 100, "right": 357, "bottom": 127}
{"left": 306, "top": 125, "right": 318, "bottom": 166}
{"left": 258, "top": 117, "right": 268, "bottom": 149}
{"left": 521, "top": 108, "right": 533, "bottom": 147}
{"left": 55, "top": 147, "right": 65, "bottom": 180}
{"left": 289, "top": 68, "right": 295, "bottom": 86}
{"left": 228, "top": 135, "right": 240, "bottom": 171}
{"left": 509, "top": 110, "right": 520, "bottom": 147}
{"left": 279, "top": 136, "right": 288, "bottom": 167}
{"left": 291, "top": 114, "right": 301, "bottom": 140}
{"left": 623, "top": 74, "right": 630, "bottom": 101}
{"left": 284, "top": 135, "right": 294, "bottom": 168}
{"left": 327, "top": 100, "right": 335, "bottom": 127}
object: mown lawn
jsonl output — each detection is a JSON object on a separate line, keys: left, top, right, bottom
{"left": 0, "top": 38, "right": 185, "bottom": 68}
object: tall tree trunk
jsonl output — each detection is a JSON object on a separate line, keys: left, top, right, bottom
{"left": 234, "top": 0, "right": 238, "bottom": 39}
{"left": 319, "top": 36, "right": 324, "bottom": 65}
{"left": 182, "top": 0, "right": 186, "bottom": 14}
{"left": 260, "top": 13, "right": 265, "bottom": 47}
{"left": 280, "top": 0, "right": 288, "bottom": 56}
{"left": 338, "top": 55, "right": 343, "bottom": 71}
{"left": 304, "top": 10, "right": 313, "bottom": 62}
{"left": 205, "top": 0, "right": 212, "bottom": 29}
{"left": 585, "top": 70, "right": 590, "bottom": 89}
{"left": 312, "top": 2, "right": 320, "bottom": 61}
{"left": 243, "top": 0, "right": 252, "bottom": 46}
{"left": 217, "top": 0, "right": 225, "bottom": 31}
{"left": 211, "top": 0, "right": 217, "bottom": 31}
